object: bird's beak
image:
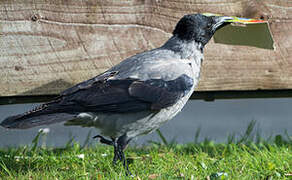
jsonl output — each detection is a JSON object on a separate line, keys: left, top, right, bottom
{"left": 212, "top": 16, "right": 233, "bottom": 31}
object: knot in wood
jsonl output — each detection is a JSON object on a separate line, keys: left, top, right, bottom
{"left": 31, "top": 14, "right": 40, "bottom": 22}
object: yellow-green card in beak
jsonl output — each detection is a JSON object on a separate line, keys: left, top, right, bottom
{"left": 203, "top": 13, "right": 274, "bottom": 50}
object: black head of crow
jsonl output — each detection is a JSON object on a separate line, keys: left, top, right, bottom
{"left": 173, "top": 14, "right": 229, "bottom": 46}
{"left": 1, "top": 14, "right": 231, "bottom": 175}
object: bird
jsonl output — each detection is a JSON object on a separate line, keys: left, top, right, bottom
{"left": 1, "top": 14, "right": 232, "bottom": 173}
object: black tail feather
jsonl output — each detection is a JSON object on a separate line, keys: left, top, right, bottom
{"left": 0, "top": 101, "right": 76, "bottom": 129}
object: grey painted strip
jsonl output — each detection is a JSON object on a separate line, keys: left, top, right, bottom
{"left": 1, "top": 89, "right": 292, "bottom": 105}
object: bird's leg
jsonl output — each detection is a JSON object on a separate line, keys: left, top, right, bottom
{"left": 116, "top": 134, "right": 132, "bottom": 175}
{"left": 93, "top": 134, "right": 132, "bottom": 175}
{"left": 93, "top": 135, "right": 121, "bottom": 164}
{"left": 112, "top": 139, "right": 119, "bottom": 165}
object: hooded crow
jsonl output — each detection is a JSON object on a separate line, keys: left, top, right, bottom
{"left": 1, "top": 14, "right": 232, "bottom": 173}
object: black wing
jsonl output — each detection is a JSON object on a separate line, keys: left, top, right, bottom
{"left": 57, "top": 72, "right": 194, "bottom": 113}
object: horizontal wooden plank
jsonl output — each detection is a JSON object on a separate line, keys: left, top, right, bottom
{"left": 0, "top": 0, "right": 291, "bottom": 97}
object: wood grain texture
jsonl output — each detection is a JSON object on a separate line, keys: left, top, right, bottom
{"left": 0, "top": 0, "right": 291, "bottom": 96}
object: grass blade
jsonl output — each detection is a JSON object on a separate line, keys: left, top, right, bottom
{"left": 156, "top": 129, "right": 168, "bottom": 146}
{"left": 237, "top": 120, "right": 256, "bottom": 144}
{"left": 0, "top": 160, "right": 12, "bottom": 177}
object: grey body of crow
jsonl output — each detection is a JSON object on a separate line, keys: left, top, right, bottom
{"left": 0, "top": 35, "right": 203, "bottom": 139}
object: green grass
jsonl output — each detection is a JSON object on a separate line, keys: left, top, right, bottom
{"left": 0, "top": 124, "right": 291, "bottom": 179}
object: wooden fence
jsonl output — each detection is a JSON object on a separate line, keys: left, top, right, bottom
{"left": 0, "top": 0, "right": 291, "bottom": 103}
